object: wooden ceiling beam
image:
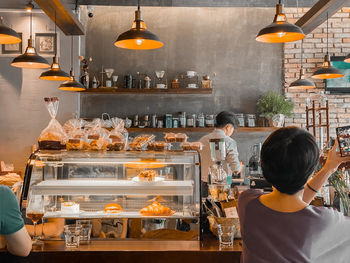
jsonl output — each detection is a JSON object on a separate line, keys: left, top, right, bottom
{"left": 295, "top": 0, "right": 350, "bottom": 35}
{"left": 34, "top": 0, "right": 84, "bottom": 35}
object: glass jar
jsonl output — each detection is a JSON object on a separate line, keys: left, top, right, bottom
{"left": 205, "top": 115, "right": 215, "bottom": 127}
{"left": 187, "top": 114, "right": 195, "bottom": 127}
{"left": 165, "top": 114, "right": 173, "bottom": 128}
{"left": 236, "top": 113, "right": 245, "bottom": 127}
{"left": 179, "top": 112, "right": 186, "bottom": 128}
{"left": 246, "top": 114, "right": 256, "bottom": 127}
{"left": 172, "top": 118, "right": 179, "bottom": 128}
{"left": 197, "top": 113, "right": 205, "bottom": 128}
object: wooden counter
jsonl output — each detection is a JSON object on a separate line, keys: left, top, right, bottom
{"left": 0, "top": 236, "right": 242, "bottom": 263}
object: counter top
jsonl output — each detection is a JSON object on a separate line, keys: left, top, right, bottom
{"left": 0, "top": 236, "right": 242, "bottom": 263}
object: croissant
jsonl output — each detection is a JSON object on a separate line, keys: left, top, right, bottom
{"left": 139, "top": 201, "right": 175, "bottom": 216}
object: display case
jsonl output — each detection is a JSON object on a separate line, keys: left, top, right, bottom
{"left": 21, "top": 150, "right": 201, "bottom": 240}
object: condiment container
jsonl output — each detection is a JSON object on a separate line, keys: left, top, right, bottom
{"left": 180, "top": 112, "right": 186, "bottom": 128}
{"left": 236, "top": 113, "right": 245, "bottom": 127}
{"left": 246, "top": 114, "right": 256, "bottom": 127}
{"left": 171, "top": 78, "right": 180, "bottom": 89}
{"left": 165, "top": 114, "right": 173, "bottom": 128}
{"left": 205, "top": 115, "right": 215, "bottom": 127}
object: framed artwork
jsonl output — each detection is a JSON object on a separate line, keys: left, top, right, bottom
{"left": 1, "top": 32, "right": 22, "bottom": 55}
{"left": 35, "top": 33, "right": 58, "bottom": 56}
{"left": 325, "top": 56, "right": 350, "bottom": 94}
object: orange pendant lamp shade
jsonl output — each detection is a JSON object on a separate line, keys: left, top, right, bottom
{"left": 289, "top": 69, "right": 315, "bottom": 89}
{"left": 0, "top": 17, "right": 21, "bottom": 44}
{"left": 312, "top": 55, "right": 344, "bottom": 79}
{"left": 58, "top": 70, "right": 85, "bottom": 91}
{"left": 11, "top": 11, "right": 50, "bottom": 69}
{"left": 114, "top": 1, "right": 163, "bottom": 50}
{"left": 11, "top": 38, "right": 50, "bottom": 69}
{"left": 40, "top": 56, "right": 70, "bottom": 81}
{"left": 58, "top": 36, "right": 86, "bottom": 91}
{"left": 256, "top": 1, "right": 305, "bottom": 43}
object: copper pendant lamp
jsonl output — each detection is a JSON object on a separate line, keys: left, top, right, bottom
{"left": 0, "top": 17, "right": 21, "bottom": 44}
{"left": 289, "top": 42, "right": 315, "bottom": 89}
{"left": 59, "top": 36, "right": 85, "bottom": 91}
{"left": 256, "top": 0, "right": 305, "bottom": 43}
{"left": 11, "top": 10, "right": 50, "bottom": 69}
{"left": 312, "top": 13, "right": 344, "bottom": 79}
{"left": 114, "top": 0, "right": 163, "bottom": 50}
{"left": 40, "top": 12, "right": 70, "bottom": 81}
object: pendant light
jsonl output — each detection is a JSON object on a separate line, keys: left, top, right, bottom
{"left": 256, "top": 0, "right": 305, "bottom": 43}
{"left": 11, "top": 9, "right": 50, "bottom": 69}
{"left": 312, "top": 13, "right": 344, "bottom": 79}
{"left": 114, "top": 0, "right": 163, "bottom": 50}
{"left": 59, "top": 36, "right": 85, "bottom": 91}
{"left": 289, "top": 42, "right": 315, "bottom": 89}
{"left": 40, "top": 11, "right": 70, "bottom": 81}
{"left": 0, "top": 17, "right": 21, "bottom": 44}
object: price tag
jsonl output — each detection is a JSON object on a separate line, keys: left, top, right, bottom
{"left": 224, "top": 207, "right": 238, "bottom": 218}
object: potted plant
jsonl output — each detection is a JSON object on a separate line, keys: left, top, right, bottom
{"left": 257, "top": 91, "right": 294, "bottom": 127}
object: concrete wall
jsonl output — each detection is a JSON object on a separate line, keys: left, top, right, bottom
{"left": 81, "top": 7, "right": 283, "bottom": 118}
{"left": 0, "top": 11, "right": 80, "bottom": 172}
{"left": 80, "top": 6, "right": 283, "bottom": 165}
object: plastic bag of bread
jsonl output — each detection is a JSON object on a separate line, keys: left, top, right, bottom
{"left": 64, "top": 119, "right": 87, "bottom": 151}
{"left": 86, "top": 119, "right": 109, "bottom": 151}
{"left": 129, "top": 134, "right": 155, "bottom": 151}
{"left": 107, "top": 118, "right": 128, "bottom": 151}
{"left": 38, "top": 97, "right": 67, "bottom": 150}
{"left": 63, "top": 118, "right": 86, "bottom": 135}
{"left": 181, "top": 142, "right": 203, "bottom": 151}
{"left": 164, "top": 133, "right": 188, "bottom": 143}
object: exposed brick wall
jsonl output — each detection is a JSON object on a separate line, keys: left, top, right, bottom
{"left": 284, "top": 7, "right": 350, "bottom": 138}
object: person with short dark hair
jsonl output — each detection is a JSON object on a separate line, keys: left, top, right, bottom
{"left": 199, "top": 111, "right": 242, "bottom": 183}
{"left": 238, "top": 127, "right": 350, "bottom": 262}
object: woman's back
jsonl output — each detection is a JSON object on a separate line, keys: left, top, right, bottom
{"left": 238, "top": 189, "right": 350, "bottom": 263}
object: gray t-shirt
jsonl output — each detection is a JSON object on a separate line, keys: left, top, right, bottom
{"left": 238, "top": 189, "right": 350, "bottom": 263}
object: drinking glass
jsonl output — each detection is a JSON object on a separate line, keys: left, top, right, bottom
{"left": 64, "top": 225, "right": 82, "bottom": 248}
{"left": 76, "top": 220, "right": 92, "bottom": 243}
{"left": 26, "top": 195, "right": 45, "bottom": 245}
{"left": 217, "top": 224, "right": 235, "bottom": 247}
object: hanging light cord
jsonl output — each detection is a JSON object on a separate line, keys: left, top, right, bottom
{"left": 54, "top": 10, "right": 57, "bottom": 57}
{"left": 30, "top": 11, "right": 33, "bottom": 39}
{"left": 297, "top": 0, "right": 303, "bottom": 68}
{"left": 138, "top": 0, "right": 140, "bottom": 11}
{"left": 326, "top": 12, "right": 329, "bottom": 55}
{"left": 71, "top": 36, "right": 73, "bottom": 71}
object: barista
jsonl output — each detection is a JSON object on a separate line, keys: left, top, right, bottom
{"left": 199, "top": 111, "right": 242, "bottom": 190}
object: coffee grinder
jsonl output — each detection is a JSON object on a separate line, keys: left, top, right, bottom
{"left": 208, "top": 139, "right": 230, "bottom": 202}
{"left": 247, "top": 143, "right": 272, "bottom": 191}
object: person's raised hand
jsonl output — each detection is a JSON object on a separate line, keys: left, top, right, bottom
{"left": 324, "top": 139, "right": 350, "bottom": 173}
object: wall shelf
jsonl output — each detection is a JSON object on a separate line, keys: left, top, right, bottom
{"left": 125, "top": 127, "right": 277, "bottom": 133}
{"left": 81, "top": 88, "right": 213, "bottom": 95}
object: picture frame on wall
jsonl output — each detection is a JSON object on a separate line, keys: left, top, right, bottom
{"left": 325, "top": 56, "right": 350, "bottom": 94}
{"left": 1, "top": 32, "right": 22, "bottom": 55}
{"left": 35, "top": 33, "right": 58, "bottom": 57}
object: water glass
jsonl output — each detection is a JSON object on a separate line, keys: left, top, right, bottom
{"left": 64, "top": 225, "right": 82, "bottom": 248}
{"left": 77, "top": 220, "right": 92, "bottom": 243}
{"left": 217, "top": 224, "right": 235, "bottom": 247}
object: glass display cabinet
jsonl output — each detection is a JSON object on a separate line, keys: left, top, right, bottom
{"left": 21, "top": 150, "right": 201, "bottom": 240}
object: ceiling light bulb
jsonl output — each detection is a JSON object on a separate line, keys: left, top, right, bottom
{"left": 136, "top": 39, "right": 143, "bottom": 45}
{"left": 25, "top": 1, "right": 34, "bottom": 13}
{"left": 277, "top": 32, "right": 286, "bottom": 37}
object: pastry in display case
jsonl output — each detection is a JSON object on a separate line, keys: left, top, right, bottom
{"left": 21, "top": 150, "right": 201, "bottom": 241}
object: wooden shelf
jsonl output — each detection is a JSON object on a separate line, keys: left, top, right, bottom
{"left": 81, "top": 88, "right": 212, "bottom": 95}
{"left": 125, "top": 127, "right": 277, "bottom": 133}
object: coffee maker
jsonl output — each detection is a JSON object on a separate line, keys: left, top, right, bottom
{"left": 207, "top": 139, "right": 230, "bottom": 201}
{"left": 247, "top": 143, "right": 272, "bottom": 191}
